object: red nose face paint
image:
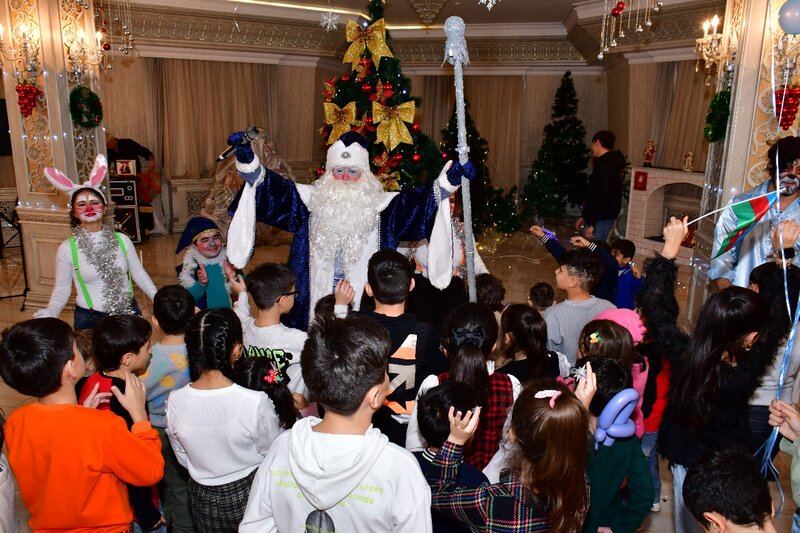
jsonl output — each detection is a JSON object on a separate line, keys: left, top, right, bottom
{"left": 73, "top": 193, "right": 105, "bottom": 223}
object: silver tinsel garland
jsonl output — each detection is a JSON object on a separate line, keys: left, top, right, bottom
{"left": 73, "top": 225, "right": 135, "bottom": 315}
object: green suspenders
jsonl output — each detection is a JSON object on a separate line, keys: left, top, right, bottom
{"left": 69, "top": 232, "right": 133, "bottom": 310}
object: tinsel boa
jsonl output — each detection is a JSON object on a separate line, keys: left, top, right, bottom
{"left": 73, "top": 225, "right": 134, "bottom": 315}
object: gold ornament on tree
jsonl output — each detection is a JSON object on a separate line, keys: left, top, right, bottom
{"left": 372, "top": 100, "right": 415, "bottom": 151}
{"left": 323, "top": 101, "right": 358, "bottom": 144}
{"left": 343, "top": 19, "right": 393, "bottom": 71}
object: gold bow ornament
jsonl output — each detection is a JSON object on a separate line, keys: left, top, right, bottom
{"left": 372, "top": 100, "right": 415, "bottom": 151}
{"left": 343, "top": 18, "right": 393, "bottom": 71}
{"left": 378, "top": 171, "right": 402, "bottom": 191}
{"left": 323, "top": 101, "right": 358, "bottom": 144}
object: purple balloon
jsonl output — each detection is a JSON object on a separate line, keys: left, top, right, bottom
{"left": 594, "top": 388, "right": 639, "bottom": 448}
{"left": 780, "top": 0, "right": 800, "bottom": 36}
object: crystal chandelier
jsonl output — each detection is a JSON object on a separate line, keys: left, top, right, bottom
{"left": 407, "top": 0, "right": 448, "bottom": 26}
{"left": 597, "top": 0, "right": 663, "bottom": 60}
{"left": 694, "top": 15, "right": 724, "bottom": 86}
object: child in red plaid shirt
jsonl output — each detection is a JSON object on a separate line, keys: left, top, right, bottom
{"left": 427, "top": 379, "right": 593, "bottom": 532}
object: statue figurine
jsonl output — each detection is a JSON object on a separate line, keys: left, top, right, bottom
{"left": 683, "top": 152, "right": 694, "bottom": 172}
{"left": 643, "top": 140, "right": 656, "bottom": 167}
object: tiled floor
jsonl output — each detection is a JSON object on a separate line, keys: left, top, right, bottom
{"left": 0, "top": 226, "right": 795, "bottom": 531}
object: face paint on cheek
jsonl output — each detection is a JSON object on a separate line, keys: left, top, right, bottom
{"left": 195, "top": 234, "right": 223, "bottom": 258}
{"left": 780, "top": 176, "right": 800, "bottom": 196}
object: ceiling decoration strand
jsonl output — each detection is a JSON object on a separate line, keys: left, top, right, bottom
{"left": 598, "top": 0, "right": 662, "bottom": 59}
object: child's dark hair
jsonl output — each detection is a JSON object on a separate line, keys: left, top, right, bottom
{"left": 528, "top": 282, "right": 554, "bottom": 311}
{"left": 443, "top": 303, "right": 498, "bottom": 407}
{"left": 245, "top": 262, "right": 296, "bottom": 310}
{"left": 577, "top": 319, "right": 639, "bottom": 369}
{"left": 74, "top": 328, "right": 95, "bottom": 372}
{"left": 610, "top": 239, "right": 636, "bottom": 260}
{"left": 313, "top": 293, "right": 350, "bottom": 323}
{"left": 186, "top": 308, "right": 243, "bottom": 381}
{"left": 235, "top": 357, "right": 298, "bottom": 430}
{"left": 153, "top": 285, "right": 195, "bottom": 335}
{"left": 560, "top": 249, "right": 602, "bottom": 290}
{"left": 509, "top": 379, "right": 589, "bottom": 532}
{"left": 92, "top": 315, "right": 152, "bottom": 371}
{"left": 670, "top": 287, "right": 768, "bottom": 429}
{"left": 301, "top": 315, "right": 390, "bottom": 415}
{"left": 499, "top": 304, "right": 551, "bottom": 380}
{"left": 592, "top": 130, "right": 616, "bottom": 150}
{"left": 417, "top": 382, "right": 478, "bottom": 449}
{"left": 684, "top": 450, "right": 772, "bottom": 529}
{"left": 0, "top": 318, "right": 75, "bottom": 397}
{"left": 476, "top": 273, "right": 506, "bottom": 312}
{"left": 749, "top": 261, "right": 778, "bottom": 290}
{"left": 367, "top": 249, "right": 413, "bottom": 305}
{"left": 578, "top": 355, "right": 631, "bottom": 417}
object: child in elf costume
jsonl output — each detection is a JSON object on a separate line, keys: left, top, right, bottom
{"left": 177, "top": 217, "right": 237, "bottom": 309}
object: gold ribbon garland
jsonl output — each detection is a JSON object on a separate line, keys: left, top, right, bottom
{"left": 378, "top": 171, "right": 402, "bottom": 191}
{"left": 343, "top": 18, "right": 393, "bottom": 71}
{"left": 372, "top": 100, "right": 415, "bottom": 151}
{"left": 323, "top": 101, "right": 358, "bottom": 144}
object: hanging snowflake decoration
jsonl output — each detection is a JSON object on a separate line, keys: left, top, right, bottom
{"left": 477, "top": 0, "right": 500, "bottom": 11}
{"left": 320, "top": 11, "right": 340, "bottom": 32}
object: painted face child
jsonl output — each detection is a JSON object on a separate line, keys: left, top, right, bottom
{"left": 192, "top": 230, "right": 223, "bottom": 259}
{"left": 72, "top": 190, "right": 106, "bottom": 225}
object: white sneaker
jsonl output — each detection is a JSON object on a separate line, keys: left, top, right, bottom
{"left": 650, "top": 502, "right": 662, "bottom": 512}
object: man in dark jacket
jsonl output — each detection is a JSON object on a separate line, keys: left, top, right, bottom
{"left": 576, "top": 130, "right": 627, "bottom": 242}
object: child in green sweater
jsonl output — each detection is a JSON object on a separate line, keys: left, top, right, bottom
{"left": 177, "top": 217, "right": 236, "bottom": 309}
{"left": 581, "top": 355, "right": 653, "bottom": 533}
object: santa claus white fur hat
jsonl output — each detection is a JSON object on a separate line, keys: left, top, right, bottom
{"left": 325, "top": 132, "right": 370, "bottom": 174}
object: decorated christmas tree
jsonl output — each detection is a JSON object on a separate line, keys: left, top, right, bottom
{"left": 315, "top": 0, "right": 441, "bottom": 190}
{"left": 440, "top": 101, "right": 520, "bottom": 234}
{"left": 521, "top": 71, "right": 590, "bottom": 218}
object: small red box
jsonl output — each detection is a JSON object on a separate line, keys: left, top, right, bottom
{"left": 633, "top": 171, "right": 648, "bottom": 191}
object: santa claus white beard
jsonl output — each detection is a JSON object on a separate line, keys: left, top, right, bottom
{"left": 309, "top": 172, "right": 385, "bottom": 268}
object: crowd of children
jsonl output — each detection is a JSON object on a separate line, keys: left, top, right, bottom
{"left": 1, "top": 212, "right": 797, "bottom": 533}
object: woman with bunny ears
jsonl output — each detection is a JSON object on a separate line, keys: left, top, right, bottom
{"left": 34, "top": 154, "right": 157, "bottom": 329}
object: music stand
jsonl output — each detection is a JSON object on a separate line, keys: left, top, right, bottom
{"left": 0, "top": 202, "right": 29, "bottom": 308}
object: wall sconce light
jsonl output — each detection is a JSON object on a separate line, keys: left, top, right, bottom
{"left": 695, "top": 15, "right": 724, "bottom": 86}
{"left": 68, "top": 28, "right": 111, "bottom": 86}
{"left": 0, "top": 23, "right": 41, "bottom": 84}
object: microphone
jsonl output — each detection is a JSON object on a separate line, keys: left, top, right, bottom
{"left": 216, "top": 127, "right": 260, "bottom": 162}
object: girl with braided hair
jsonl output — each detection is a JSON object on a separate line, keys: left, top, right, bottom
{"left": 166, "top": 308, "right": 283, "bottom": 531}
{"left": 406, "top": 303, "right": 521, "bottom": 470}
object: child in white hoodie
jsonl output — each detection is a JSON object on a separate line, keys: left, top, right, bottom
{"left": 240, "top": 315, "right": 432, "bottom": 532}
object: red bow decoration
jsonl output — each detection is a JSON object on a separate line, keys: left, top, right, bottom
{"left": 322, "top": 77, "right": 337, "bottom": 101}
{"left": 355, "top": 58, "right": 373, "bottom": 81}
{"left": 369, "top": 80, "right": 394, "bottom": 103}
{"left": 264, "top": 369, "right": 283, "bottom": 384}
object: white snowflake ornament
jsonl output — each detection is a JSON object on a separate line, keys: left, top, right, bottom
{"left": 320, "top": 11, "right": 339, "bottom": 32}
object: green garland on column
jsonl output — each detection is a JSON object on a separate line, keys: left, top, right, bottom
{"left": 703, "top": 89, "right": 730, "bottom": 142}
{"left": 69, "top": 86, "right": 103, "bottom": 128}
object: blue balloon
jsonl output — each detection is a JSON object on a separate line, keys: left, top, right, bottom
{"left": 780, "top": 0, "right": 800, "bottom": 36}
{"left": 594, "top": 388, "right": 639, "bottom": 448}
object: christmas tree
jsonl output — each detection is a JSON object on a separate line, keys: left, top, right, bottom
{"left": 521, "top": 71, "right": 590, "bottom": 218}
{"left": 315, "top": 0, "right": 441, "bottom": 190}
{"left": 440, "top": 101, "right": 521, "bottom": 234}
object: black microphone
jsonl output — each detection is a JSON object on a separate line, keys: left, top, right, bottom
{"left": 216, "top": 127, "right": 260, "bottom": 162}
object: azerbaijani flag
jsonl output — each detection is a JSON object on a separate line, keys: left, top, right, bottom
{"left": 712, "top": 191, "right": 779, "bottom": 259}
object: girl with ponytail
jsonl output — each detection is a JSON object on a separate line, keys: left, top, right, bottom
{"left": 406, "top": 303, "right": 521, "bottom": 470}
{"left": 166, "top": 308, "right": 283, "bottom": 531}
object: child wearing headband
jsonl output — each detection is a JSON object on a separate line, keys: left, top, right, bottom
{"left": 427, "top": 379, "right": 590, "bottom": 531}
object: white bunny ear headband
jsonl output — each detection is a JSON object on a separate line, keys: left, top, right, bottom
{"left": 44, "top": 154, "right": 107, "bottom": 204}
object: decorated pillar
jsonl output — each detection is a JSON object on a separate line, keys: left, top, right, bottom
{"left": 0, "top": 0, "right": 106, "bottom": 310}
{"left": 686, "top": 0, "right": 771, "bottom": 321}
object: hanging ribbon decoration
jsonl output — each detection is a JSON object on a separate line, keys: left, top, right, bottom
{"left": 323, "top": 101, "right": 358, "bottom": 144}
{"left": 444, "top": 16, "right": 477, "bottom": 302}
{"left": 372, "top": 100, "right": 415, "bottom": 151}
{"left": 343, "top": 18, "right": 393, "bottom": 71}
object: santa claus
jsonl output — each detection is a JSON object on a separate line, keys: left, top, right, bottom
{"left": 227, "top": 130, "right": 473, "bottom": 330}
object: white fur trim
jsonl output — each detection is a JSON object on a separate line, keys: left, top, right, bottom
{"left": 227, "top": 174, "right": 263, "bottom": 269}
{"left": 236, "top": 153, "right": 261, "bottom": 174}
{"left": 428, "top": 192, "right": 454, "bottom": 290}
{"left": 436, "top": 160, "right": 459, "bottom": 195}
{"left": 326, "top": 139, "right": 370, "bottom": 173}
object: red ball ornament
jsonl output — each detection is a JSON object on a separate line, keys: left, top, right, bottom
{"left": 341, "top": 74, "right": 350, "bottom": 82}
{"left": 101, "top": 27, "right": 107, "bottom": 33}
{"left": 412, "top": 153, "right": 422, "bottom": 163}
{"left": 103, "top": 42, "right": 111, "bottom": 51}
{"left": 611, "top": 7, "right": 621, "bottom": 16}
{"left": 361, "top": 82, "right": 372, "bottom": 93}
{"left": 316, "top": 167, "right": 325, "bottom": 176}
{"left": 391, "top": 153, "right": 404, "bottom": 162}
{"left": 412, "top": 122, "right": 421, "bottom": 133}
{"left": 616, "top": 1, "right": 625, "bottom": 8}
{"left": 364, "top": 115, "right": 373, "bottom": 125}
{"left": 442, "top": 152, "right": 449, "bottom": 159}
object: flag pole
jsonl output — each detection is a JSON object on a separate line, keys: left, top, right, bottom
{"left": 685, "top": 190, "right": 779, "bottom": 227}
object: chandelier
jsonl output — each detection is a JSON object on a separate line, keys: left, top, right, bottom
{"left": 598, "top": 0, "right": 663, "bottom": 60}
{"left": 695, "top": 15, "right": 724, "bottom": 86}
{"left": 407, "top": 0, "right": 448, "bottom": 26}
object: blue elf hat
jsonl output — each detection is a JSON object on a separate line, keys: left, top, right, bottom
{"left": 176, "top": 217, "right": 221, "bottom": 254}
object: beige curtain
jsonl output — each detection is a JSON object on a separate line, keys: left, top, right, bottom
{"left": 463, "top": 76, "right": 524, "bottom": 191}
{"left": 418, "top": 75, "right": 454, "bottom": 141}
{"left": 159, "top": 59, "right": 276, "bottom": 180}
{"left": 661, "top": 61, "right": 712, "bottom": 170}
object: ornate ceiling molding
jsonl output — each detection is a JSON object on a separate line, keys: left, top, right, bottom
{"left": 392, "top": 39, "right": 584, "bottom": 64}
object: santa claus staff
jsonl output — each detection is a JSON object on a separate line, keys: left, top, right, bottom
{"left": 444, "top": 16, "right": 477, "bottom": 302}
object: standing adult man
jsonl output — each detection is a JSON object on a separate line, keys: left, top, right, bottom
{"left": 226, "top": 130, "right": 473, "bottom": 330}
{"left": 576, "top": 130, "right": 627, "bottom": 242}
{"left": 710, "top": 136, "right": 800, "bottom": 289}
